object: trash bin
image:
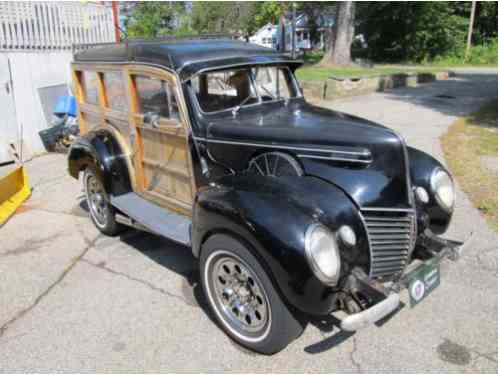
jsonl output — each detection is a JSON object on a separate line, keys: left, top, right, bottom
{"left": 38, "top": 123, "right": 65, "bottom": 152}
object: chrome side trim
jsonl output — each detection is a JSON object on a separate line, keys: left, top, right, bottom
{"left": 193, "top": 137, "right": 372, "bottom": 157}
{"left": 360, "top": 207, "right": 415, "bottom": 212}
{"left": 297, "top": 154, "right": 372, "bottom": 164}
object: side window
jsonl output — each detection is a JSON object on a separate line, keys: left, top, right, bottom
{"left": 253, "top": 67, "right": 294, "bottom": 101}
{"left": 134, "top": 75, "right": 179, "bottom": 121}
{"left": 103, "top": 71, "right": 127, "bottom": 111}
{"left": 81, "top": 71, "right": 99, "bottom": 105}
{"left": 191, "top": 69, "right": 258, "bottom": 113}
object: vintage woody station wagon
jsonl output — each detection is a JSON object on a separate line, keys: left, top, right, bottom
{"left": 68, "top": 38, "right": 469, "bottom": 354}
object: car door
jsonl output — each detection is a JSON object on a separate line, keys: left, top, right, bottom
{"left": 126, "top": 67, "right": 195, "bottom": 214}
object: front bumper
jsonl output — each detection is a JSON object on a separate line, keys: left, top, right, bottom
{"left": 339, "top": 232, "right": 473, "bottom": 332}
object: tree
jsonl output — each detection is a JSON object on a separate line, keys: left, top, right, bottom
{"left": 356, "top": 2, "right": 468, "bottom": 62}
{"left": 125, "top": 2, "right": 186, "bottom": 38}
{"left": 191, "top": 2, "right": 260, "bottom": 38}
{"left": 320, "top": 1, "right": 356, "bottom": 66}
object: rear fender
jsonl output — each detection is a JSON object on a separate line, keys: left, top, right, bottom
{"left": 68, "top": 129, "right": 132, "bottom": 196}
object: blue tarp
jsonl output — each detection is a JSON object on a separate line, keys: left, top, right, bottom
{"left": 53, "top": 95, "right": 77, "bottom": 117}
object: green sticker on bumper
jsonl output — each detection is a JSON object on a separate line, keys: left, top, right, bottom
{"left": 408, "top": 260, "right": 441, "bottom": 307}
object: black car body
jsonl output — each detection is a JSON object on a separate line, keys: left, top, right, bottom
{"left": 68, "top": 38, "right": 468, "bottom": 354}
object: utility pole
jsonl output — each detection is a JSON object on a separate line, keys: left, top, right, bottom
{"left": 291, "top": 2, "right": 296, "bottom": 59}
{"left": 111, "top": 1, "right": 120, "bottom": 42}
{"left": 465, "top": 1, "right": 477, "bottom": 61}
{"left": 279, "top": 14, "right": 286, "bottom": 52}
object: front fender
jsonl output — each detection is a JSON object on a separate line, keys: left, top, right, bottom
{"left": 68, "top": 130, "right": 132, "bottom": 196}
{"left": 192, "top": 175, "right": 368, "bottom": 316}
{"left": 408, "top": 147, "right": 453, "bottom": 234}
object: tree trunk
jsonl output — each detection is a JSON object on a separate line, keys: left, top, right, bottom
{"left": 320, "top": 1, "right": 355, "bottom": 66}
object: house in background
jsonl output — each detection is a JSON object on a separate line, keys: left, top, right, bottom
{"left": 249, "top": 23, "right": 277, "bottom": 49}
{"left": 249, "top": 13, "right": 334, "bottom": 51}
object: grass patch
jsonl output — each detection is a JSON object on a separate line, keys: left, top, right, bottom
{"left": 441, "top": 99, "right": 498, "bottom": 233}
{"left": 296, "top": 63, "right": 447, "bottom": 81}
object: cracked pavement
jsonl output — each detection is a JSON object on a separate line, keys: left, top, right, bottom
{"left": 1, "top": 68, "right": 498, "bottom": 372}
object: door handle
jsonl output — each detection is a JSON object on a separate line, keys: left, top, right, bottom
{"left": 143, "top": 112, "right": 160, "bottom": 128}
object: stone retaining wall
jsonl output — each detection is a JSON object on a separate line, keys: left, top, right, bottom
{"left": 300, "top": 71, "right": 453, "bottom": 101}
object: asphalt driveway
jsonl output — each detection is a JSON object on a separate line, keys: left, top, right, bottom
{"left": 1, "top": 68, "right": 498, "bottom": 372}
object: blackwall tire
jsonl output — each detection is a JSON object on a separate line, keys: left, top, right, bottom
{"left": 83, "top": 167, "right": 123, "bottom": 236}
{"left": 200, "top": 234, "right": 304, "bottom": 354}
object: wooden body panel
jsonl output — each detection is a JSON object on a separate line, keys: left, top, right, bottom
{"left": 71, "top": 62, "right": 195, "bottom": 216}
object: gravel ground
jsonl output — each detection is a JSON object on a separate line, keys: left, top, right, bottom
{"left": 1, "top": 68, "right": 498, "bottom": 372}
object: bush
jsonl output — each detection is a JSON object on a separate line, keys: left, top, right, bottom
{"left": 433, "top": 38, "right": 498, "bottom": 65}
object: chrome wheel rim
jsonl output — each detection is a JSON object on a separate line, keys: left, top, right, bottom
{"left": 85, "top": 174, "right": 108, "bottom": 227}
{"left": 205, "top": 251, "right": 271, "bottom": 341}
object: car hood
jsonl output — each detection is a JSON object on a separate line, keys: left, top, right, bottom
{"left": 201, "top": 99, "right": 412, "bottom": 209}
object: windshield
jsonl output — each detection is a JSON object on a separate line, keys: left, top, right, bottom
{"left": 190, "top": 66, "right": 298, "bottom": 113}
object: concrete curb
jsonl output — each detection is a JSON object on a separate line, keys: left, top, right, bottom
{"left": 301, "top": 71, "right": 455, "bottom": 101}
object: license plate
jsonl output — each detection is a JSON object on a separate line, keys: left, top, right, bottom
{"left": 408, "top": 259, "right": 441, "bottom": 307}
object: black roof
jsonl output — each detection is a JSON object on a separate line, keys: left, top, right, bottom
{"left": 74, "top": 39, "right": 302, "bottom": 80}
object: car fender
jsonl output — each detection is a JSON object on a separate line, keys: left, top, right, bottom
{"left": 192, "top": 175, "right": 369, "bottom": 316}
{"left": 408, "top": 146, "right": 453, "bottom": 234}
{"left": 68, "top": 129, "right": 132, "bottom": 196}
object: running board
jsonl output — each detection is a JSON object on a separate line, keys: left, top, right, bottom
{"left": 110, "top": 193, "right": 191, "bottom": 246}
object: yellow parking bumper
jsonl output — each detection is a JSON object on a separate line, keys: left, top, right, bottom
{"left": 0, "top": 166, "right": 31, "bottom": 226}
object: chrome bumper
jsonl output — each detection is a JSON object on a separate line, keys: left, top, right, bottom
{"left": 341, "top": 293, "right": 400, "bottom": 331}
{"left": 339, "top": 232, "right": 473, "bottom": 332}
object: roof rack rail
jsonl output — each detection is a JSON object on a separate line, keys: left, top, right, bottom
{"left": 73, "top": 33, "right": 239, "bottom": 52}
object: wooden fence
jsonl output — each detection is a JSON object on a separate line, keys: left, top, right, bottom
{"left": 0, "top": 2, "right": 115, "bottom": 51}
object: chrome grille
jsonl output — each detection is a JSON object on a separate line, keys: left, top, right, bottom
{"left": 362, "top": 209, "right": 416, "bottom": 278}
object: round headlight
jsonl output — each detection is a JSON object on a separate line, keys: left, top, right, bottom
{"left": 431, "top": 168, "right": 455, "bottom": 212}
{"left": 304, "top": 224, "right": 341, "bottom": 285}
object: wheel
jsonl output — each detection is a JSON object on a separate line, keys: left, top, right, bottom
{"left": 200, "top": 234, "right": 304, "bottom": 354}
{"left": 247, "top": 152, "right": 303, "bottom": 177}
{"left": 83, "top": 167, "right": 122, "bottom": 236}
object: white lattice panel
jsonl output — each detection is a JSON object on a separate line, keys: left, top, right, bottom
{"left": 0, "top": 2, "right": 115, "bottom": 51}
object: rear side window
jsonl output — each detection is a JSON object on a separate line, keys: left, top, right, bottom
{"left": 81, "top": 71, "right": 99, "bottom": 105}
{"left": 103, "top": 71, "right": 127, "bottom": 111}
{"left": 134, "top": 75, "right": 179, "bottom": 121}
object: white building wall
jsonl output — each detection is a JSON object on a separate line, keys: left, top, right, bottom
{"left": 0, "top": 2, "right": 115, "bottom": 162}
{"left": 3, "top": 52, "right": 73, "bottom": 159}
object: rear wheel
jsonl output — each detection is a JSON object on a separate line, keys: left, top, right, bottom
{"left": 83, "top": 167, "right": 122, "bottom": 236}
{"left": 200, "top": 234, "right": 304, "bottom": 354}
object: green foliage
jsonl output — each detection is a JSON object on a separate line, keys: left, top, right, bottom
{"left": 357, "top": 2, "right": 467, "bottom": 62}
{"left": 125, "top": 2, "right": 186, "bottom": 38}
{"left": 434, "top": 38, "right": 498, "bottom": 66}
{"left": 191, "top": 2, "right": 261, "bottom": 37}
{"left": 253, "top": 2, "right": 286, "bottom": 27}
{"left": 356, "top": 2, "right": 498, "bottom": 63}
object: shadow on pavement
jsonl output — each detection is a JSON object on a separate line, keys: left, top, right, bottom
{"left": 379, "top": 70, "right": 498, "bottom": 118}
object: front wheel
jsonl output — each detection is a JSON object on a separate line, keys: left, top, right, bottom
{"left": 200, "top": 234, "right": 304, "bottom": 354}
{"left": 83, "top": 167, "right": 123, "bottom": 236}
